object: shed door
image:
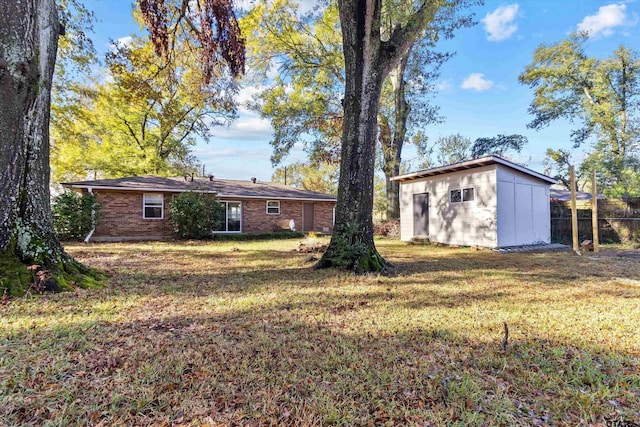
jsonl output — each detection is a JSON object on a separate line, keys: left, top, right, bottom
{"left": 303, "top": 203, "right": 315, "bottom": 232}
{"left": 413, "top": 193, "right": 429, "bottom": 237}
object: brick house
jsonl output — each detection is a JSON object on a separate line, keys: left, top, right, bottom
{"left": 62, "top": 176, "right": 337, "bottom": 242}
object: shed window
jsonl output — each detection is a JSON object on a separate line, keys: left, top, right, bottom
{"left": 143, "top": 193, "right": 164, "bottom": 219}
{"left": 266, "top": 200, "right": 280, "bottom": 215}
{"left": 450, "top": 188, "right": 474, "bottom": 203}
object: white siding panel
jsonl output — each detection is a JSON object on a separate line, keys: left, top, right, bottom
{"left": 496, "top": 167, "right": 516, "bottom": 183}
{"left": 497, "top": 180, "right": 516, "bottom": 246}
{"left": 398, "top": 166, "right": 498, "bottom": 247}
{"left": 515, "top": 183, "right": 534, "bottom": 244}
{"left": 399, "top": 183, "right": 412, "bottom": 241}
{"left": 496, "top": 164, "right": 551, "bottom": 246}
{"left": 532, "top": 185, "right": 551, "bottom": 243}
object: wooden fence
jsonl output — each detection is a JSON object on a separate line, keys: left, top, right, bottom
{"left": 551, "top": 199, "right": 640, "bottom": 244}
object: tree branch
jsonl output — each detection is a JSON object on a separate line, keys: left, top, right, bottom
{"left": 379, "top": 1, "right": 440, "bottom": 74}
{"left": 117, "top": 115, "right": 144, "bottom": 150}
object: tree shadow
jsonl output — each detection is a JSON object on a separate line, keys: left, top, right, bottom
{"left": 3, "top": 240, "right": 630, "bottom": 425}
{"left": 2, "top": 295, "right": 638, "bottom": 426}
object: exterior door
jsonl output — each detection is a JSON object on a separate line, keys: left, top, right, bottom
{"left": 413, "top": 193, "right": 429, "bottom": 237}
{"left": 303, "top": 203, "right": 315, "bottom": 232}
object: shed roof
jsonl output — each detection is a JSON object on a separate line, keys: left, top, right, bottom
{"left": 62, "top": 176, "right": 337, "bottom": 202}
{"left": 391, "top": 155, "right": 556, "bottom": 184}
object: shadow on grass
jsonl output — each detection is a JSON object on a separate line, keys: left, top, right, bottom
{"left": 2, "top": 295, "right": 639, "bottom": 426}
{"left": 4, "top": 241, "right": 633, "bottom": 424}
{"left": 70, "top": 245, "right": 640, "bottom": 310}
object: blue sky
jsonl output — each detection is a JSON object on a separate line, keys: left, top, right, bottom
{"left": 88, "top": 0, "right": 640, "bottom": 180}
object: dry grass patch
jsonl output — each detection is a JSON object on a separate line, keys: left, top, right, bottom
{"left": 1, "top": 239, "right": 639, "bottom": 426}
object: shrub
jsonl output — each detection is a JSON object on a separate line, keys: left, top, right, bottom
{"left": 212, "top": 231, "right": 306, "bottom": 241}
{"left": 52, "top": 191, "right": 100, "bottom": 241}
{"left": 170, "top": 192, "right": 224, "bottom": 239}
{"left": 374, "top": 219, "right": 400, "bottom": 237}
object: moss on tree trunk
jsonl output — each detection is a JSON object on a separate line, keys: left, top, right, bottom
{"left": 1, "top": 236, "right": 101, "bottom": 297}
{"left": 316, "top": 221, "right": 391, "bottom": 274}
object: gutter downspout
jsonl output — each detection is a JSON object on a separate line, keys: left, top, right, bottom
{"left": 84, "top": 186, "right": 96, "bottom": 243}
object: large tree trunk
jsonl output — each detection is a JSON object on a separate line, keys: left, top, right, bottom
{"left": 1, "top": 0, "right": 90, "bottom": 294}
{"left": 318, "top": 0, "right": 439, "bottom": 273}
{"left": 317, "top": 0, "right": 389, "bottom": 273}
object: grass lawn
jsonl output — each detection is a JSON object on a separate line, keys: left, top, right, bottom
{"left": 1, "top": 238, "right": 639, "bottom": 426}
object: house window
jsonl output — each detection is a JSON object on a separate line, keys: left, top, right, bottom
{"left": 143, "top": 193, "right": 164, "bottom": 219}
{"left": 266, "top": 200, "right": 280, "bottom": 215}
{"left": 450, "top": 188, "right": 475, "bottom": 203}
{"left": 213, "top": 201, "right": 242, "bottom": 233}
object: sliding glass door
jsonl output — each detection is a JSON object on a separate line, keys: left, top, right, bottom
{"left": 214, "top": 201, "right": 242, "bottom": 233}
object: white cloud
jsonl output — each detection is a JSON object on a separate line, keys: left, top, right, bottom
{"left": 193, "top": 147, "right": 267, "bottom": 159}
{"left": 108, "top": 35, "right": 134, "bottom": 53}
{"left": 577, "top": 3, "right": 628, "bottom": 38}
{"left": 115, "top": 35, "right": 133, "bottom": 47}
{"left": 265, "top": 58, "right": 289, "bottom": 81}
{"left": 210, "top": 115, "right": 273, "bottom": 140}
{"left": 482, "top": 4, "right": 519, "bottom": 41}
{"left": 236, "top": 86, "right": 260, "bottom": 105}
{"left": 436, "top": 79, "right": 452, "bottom": 91}
{"left": 461, "top": 73, "right": 494, "bottom": 92}
{"left": 236, "top": 0, "right": 320, "bottom": 15}
{"left": 235, "top": 85, "right": 265, "bottom": 114}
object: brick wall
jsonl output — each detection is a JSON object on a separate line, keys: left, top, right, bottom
{"left": 240, "top": 199, "right": 303, "bottom": 233}
{"left": 91, "top": 191, "right": 174, "bottom": 241}
{"left": 314, "top": 202, "right": 335, "bottom": 233}
{"left": 88, "top": 190, "right": 336, "bottom": 240}
{"left": 240, "top": 199, "right": 335, "bottom": 233}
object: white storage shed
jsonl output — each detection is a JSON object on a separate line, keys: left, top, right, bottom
{"left": 392, "top": 156, "right": 557, "bottom": 248}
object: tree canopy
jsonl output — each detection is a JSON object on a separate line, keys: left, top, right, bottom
{"left": 52, "top": 2, "right": 243, "bottom": 183}
{"left": 471, "top": 134, "right": 527, "bottom": 158}
{"left": 520, "top": 32, "right": 640, "bottom": 197}
{"left": 434, "top": 133, "right": 472, "bottom": 165}
{"left": 271, "top": 161, "right": 339, "bottom": 195}
{"left": 241, "top": 0, "right": 344, "bottom": 165}
{"left": 242, "top": 0, "right": 473, "bottom": 220}
{"left": 139, "top": 0, "right": 245, "bottom": 80}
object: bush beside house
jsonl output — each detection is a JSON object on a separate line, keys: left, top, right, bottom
{"left": 169, "top": 192, "right": 225, "bottom": 239}
{"left": 52, "top": 191, "right": 100, "bottom": 241}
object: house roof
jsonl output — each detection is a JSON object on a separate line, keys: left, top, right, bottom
{"left": 550, "top": 188, "right": 605, "bottom": 201}
{"left": 61, "top": 176, "right": 337, "bottom": 202}
{"left": 391, "top": 155, "right": 557, "bottom": 185}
